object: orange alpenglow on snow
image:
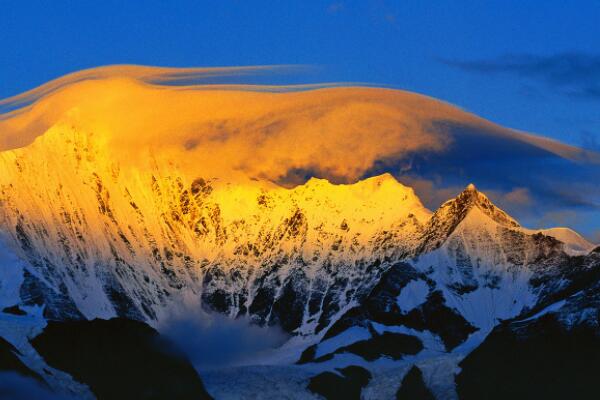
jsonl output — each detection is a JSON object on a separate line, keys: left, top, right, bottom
{"left": 0, "top": 65, "right": 595, "bottom": 330}
{"left": 0, "top": 65, "right": 596, "bottom": 266}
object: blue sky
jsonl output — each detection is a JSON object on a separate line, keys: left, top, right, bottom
{"left": 1, "top": 1, "right": 599, "bottom": 148}
{"left": 1, "top": 0, "right": 599, "bottom": 239}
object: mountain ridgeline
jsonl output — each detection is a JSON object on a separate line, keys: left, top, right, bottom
{"left": 0, "top": 93, "right": 598, "bottom": 398}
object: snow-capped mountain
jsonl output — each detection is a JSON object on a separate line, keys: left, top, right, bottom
{"left": 0, "top": 115, "right": 597, "bottom": 399}
{"left": 456, "top": 246, "right": 600, "bottom": 400}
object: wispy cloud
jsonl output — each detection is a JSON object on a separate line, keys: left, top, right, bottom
{"left": 441, "top": 53, "right": 600, "bottom": 100}
{"left": 0, "top": 64, "right": 315, "bottom": 115}
{"left": 159, "top": 305, "right": 287, "bottom": 370}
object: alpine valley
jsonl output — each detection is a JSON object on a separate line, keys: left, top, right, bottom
{"left": 0, "top": 68, "right": 599, "bottom": 399}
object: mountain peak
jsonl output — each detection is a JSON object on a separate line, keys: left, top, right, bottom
{"left": 417, "top": 184, "right": 520, "bottom": 253}
{"left": 365, "top": 172, "right": 396, "bottom": 183}
{"left": 455, "top": 183, "right": 485, "bottom": 203}
{"left": 291, "top": 173, "right": 430, "bottom": 225}
{"left": 302, "top": 173, "right": 399, "bottom": 189}
{"left": 452, "top": 184, "right": 520, "bottom": 228}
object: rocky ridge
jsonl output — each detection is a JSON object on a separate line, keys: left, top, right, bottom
{"left": 0, "top": 122, "right": 597, "bottom": 399}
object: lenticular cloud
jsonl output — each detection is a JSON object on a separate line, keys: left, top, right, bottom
{"left": 0, "top": 65, "right": 598, "bottom": 235}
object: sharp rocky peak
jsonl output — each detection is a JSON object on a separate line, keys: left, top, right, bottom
{"left": 417, "top": 183, "right": 520, "bottom": 253}
{"left": 444, "top": 183, "right": 519, "bottom": 227}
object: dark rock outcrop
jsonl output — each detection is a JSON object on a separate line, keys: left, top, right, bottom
{"left": 396, "top": 366, "right": 434, "bottom": 400}
{"left": 322, "top": 263, "right": 477, "bottom": 352}
{"left": 30, "top": 318, "right": 213, "bottom": 400}
{"left": 0, "top": 337, "right": 44, "bottom": 383}
{"left": 456, "top": 314, "right": 600, "bottom": 400}
{"left": 307, "top": 365, "right": 371, "bottom": 400}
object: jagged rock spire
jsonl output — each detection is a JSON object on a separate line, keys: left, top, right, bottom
{"left": 417, "top": 183, "right": 520, "bottom": 253}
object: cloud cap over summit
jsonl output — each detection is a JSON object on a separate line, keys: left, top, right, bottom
{"left": 0, "top": 65, "right": 598, "bottom": 238}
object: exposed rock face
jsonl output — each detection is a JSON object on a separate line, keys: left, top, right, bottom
{"left": 417, "top": 183, "right": 520, "bottom": 254}
{"left": 312, "top": 262, "right": 477, "bottom": 359}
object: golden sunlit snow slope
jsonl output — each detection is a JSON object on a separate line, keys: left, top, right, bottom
{"left": 0, "top": 120, "right": 432, "bottom": 320}
{"left": 0, "top": 116, "right": 592, "bottom": 324}
{"left": 0, "top": 66, "right": 594, "bottom": 327}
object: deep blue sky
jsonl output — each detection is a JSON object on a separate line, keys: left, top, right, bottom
{"left": 1, "top": 0, "right": 599, "bottom": 149}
